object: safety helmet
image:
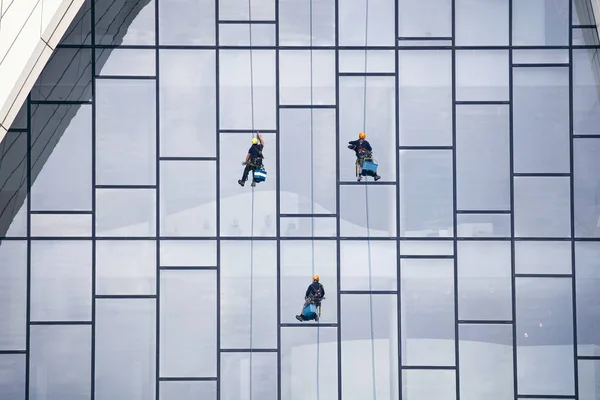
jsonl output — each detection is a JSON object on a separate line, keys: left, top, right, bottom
{"left": 251, "top": 137, "right": 259, "bottom": 145}
{"left": 313, "top": 275, "right": 319, "bottom": 282}
{"left": 358, "top": 132, "right": 366, "bottom": 139}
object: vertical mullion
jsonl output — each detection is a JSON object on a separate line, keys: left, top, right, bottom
{"left": 25, "top": 95, "right": 32, "bottom": 400}
{"left": 154, "top": 0, "right": 161, "bottom": 397}
{"left": 215, "top": 0, "right": 221, "bottom": 396}
{"left": 90, "top": 0, "right": 97, "bottom": 397}
{"left": 394, "top": 0, "right": 401, "bottom": 397}
{"left": 274, "top": 0, "right": 281, "bottom": 396}
{"left": 334, "top": 0, "right": 342, "bottom": 395}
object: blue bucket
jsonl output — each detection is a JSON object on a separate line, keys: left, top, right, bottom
{"left": 303, "top": 303, "right": 317, "bottom": 319}
{"left": 253, "top": 169, "right": 267, "bottom": 182}
{"left": 362, "top": 160, "right": 378, "bottom": 174}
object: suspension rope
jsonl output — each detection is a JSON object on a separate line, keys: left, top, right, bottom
{"left": 248, "top": 0, "right": 256, "bottom": 398}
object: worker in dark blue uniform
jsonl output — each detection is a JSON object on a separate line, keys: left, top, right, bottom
{"left": 239, "top": 133, "right": 264, "bottom": 187}
{"left": 296, "top": 275, "right": 325, "bottom": 321}
{"left": 348, "top": 132, "right": 381, "bottom": 181}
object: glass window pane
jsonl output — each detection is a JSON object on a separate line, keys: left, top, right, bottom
{"left": 96, "top": 49, "right": 156, "bottom": 76}
{"left": 515, "top": 241, "right": 572, "bottom": 275}
{"left": 339, "top": 50, "right": 395, "bottom": 73}
{"left": 160, "top": 270, "right": 216, "bottom": 377}
{"left": 573, "top": 0, "right": 595, "bottom": 25}
{"left": 399, "top": 240, "right": 454, "bottom": 256}
{"left": 341, "top": 294, "right": 398, "bottom": 399}
{"left": 402, "top": 370, "right": 456, "bottom": 400}
{"left": 220, "top": 241, "right": 277, "bottom": 349}
{"left": 513, "top": 68, "right": 570, "bottom": 174}
{"left": 578, "top": 359, "right": 600, "bottom": 400}
{"left": 219, "top": 132, "right": 277, "bottom": 237}
{"left": 220, "top": 353, "right": 277, "bottom": 400}
{"left": 160, "top": 381, "right": 216, "bottom": 400}
{"left": 458, "top": 241, "right": 512, "bottom": 321}
{"left": 95, "top": 299, "right": 156, "bottom": 400}
{"left": 218, "top": 0, "right": 275, "bottom": 20}
{"left": 574, "top": 139, "right": 600, "bottom": 237}
{"left": 31, "top": 241, "right": 92, "bottom": 322}
{"left": 159, "top": 0, "right": 215, "bottom": 45}
{"left": 30, "top": 105, "right": 92, "bottom": 211}
{"left": 572, "top": 27, "right": 600, "bottom": 45}
{"left": 459, "top": 324, "right": 514, "bottom": 400}
{"left": 6, "top": 102, "right": 27, "bottom": 130}
{"left": 96, "top": 189, "right": 156, "bottom": 237}
{"left": 516, "top": 278, "right": 575, "bottom": 396}
{"left": 339, "top": 0, "right": 395, "bottom": 46}
{"left": 96, "top": 241, "right": 156, "bottom": 296}
{"left": 341, "top": 241, "right": 397, "bottom": 291}
{"left": 219, "top": 50, "right": 275, "bottom": 130}
{"left": 280, "top": 217, "right": 337, "bottom": 237}
{"left": 160, "top": 240, "right": 217, "bottom": 267}
{"left": 512, "top": 49, "right": 569, "bottom": 64}
{"left": 456, "top": 104, "right": 510, "bottom": 211}
{"left": 398, "top": 51, "right": 452, "bottom": 146}
{"left": 514, "top": 177, "right": 571, "bottom": 238}
{"left": 0, "top": 354, "right": 25, "bottom": 398}
{"left": 31, "top": 214, "right": 92, "bottom": 237}
{"left": 280, "top": 241, "right": 338, "bottom": 324}
{"left": 401, "top": 259, "right": 455, "bottom": 366}
{"left": 160, "top": 160, "right": 216, "bottom": 236}
{"left": 279, "top": 50, "right": 335, "bottom": 106}
{"left": 457, "top": 213, "right": 512, "bottom": 238}
{"left": 455, "top": 0, "right": 509, "bottom": 46}
{"left": 30, "top": 325, "right": 91, "bottom": 400}
{"left": 31, "top": 49, "right": 92, "bottom": 101}
{"left": 281, "top": 327, "right": 338, "bottom": 399}
{"left": 0, "top": 132, "right": 27, "bottom": 238}
{"left": 60, "top": 0, "right": 92, "bottom": 45}
{"left": 96, "top": 79, "right": 156, "bottom": 185}
{"left": 340, "top": 185, "right": 397, "bottom": 237}
{"left": 219, "top": 24, "right": 275, "bottom": 46}
{"left": 94, "top": 0, "right": 155, "bottom": 45}
{"left": 456, "top": 51, "right": 509, "bottom": 101}
{"left": 278, "top": 0, "right": 335, "bottom": 46}
{"left": 575, "top": 242, "right": 600, "bottom": 356}
{"left": 573, "top": 49, "right": 600, "bottom": 136}
{"left": 400, "top": 150, "right": 453, "bottom": 237}
{"left": 398, "top": 0, "right": 451, "bottom": 38}
{"left": 0, "top": 241, "right": 26, "bottom": 349}
{"left": 513, "top": 0, "right": 569, "bottom": 46}
{"left": 339, "top": 76, "right": 396, "bottom": 182}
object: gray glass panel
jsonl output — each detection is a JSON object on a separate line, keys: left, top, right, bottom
{"left": 31, "top": 241, "right": 92, "bottom": 322}
{"left": 30, "top": 325, "right": 91, "bottom": 400}
{"left": 573, "top": 27, "right": 600, "bottom": 46}
{"left": 96, "top": 79, "right": 156, "bottom": 185}
{"left": 96, "top": 241, "right": 156, "bottom": 296}
{"left": 402, "top": 370, "right": 455, "bottom": 400}
{"left": 279, "top": 50, "right": 335, "bottom": 105}
{"left": 340, "top": 185, "right": 396, "bottom": 237}
{"left": 458, "top": 241, "right": 512, "bottom": 321}
{"left": 59, "top": 0, "right": 92, "bottom": 45}
{"left": 219, "top": 0, "right": 275, "bottom": 20}
{"left": 280, "top": 109, "right": 336, "bottom": 214}
{"left": 95, "top": 299, "right": 156, "bottom": 400}
{"left": 0, "top": 354, "right": 25, "bottom": 399}
{"left": 515, "top": 241, "right": 572, "bottom": 275}
{"left": 219, "top": 50, "right": 276, "bottom": 130}
{"left": 160, "top": 270, "right": 216, "bottom": 377}
{"left": 341, "top": 294, "right": 399, "bottom": 400}
{"left": 459, "top": 324, "right": 514, "bottom": 400}
{"left": 574, "top": 139, "right": 600, "bottom": 237}
{"left": 0, "top": 241, "right": 26, "bottom": 350}
{"left": 94, "top": 0, "right": 155, "bottom": 45}
{"left": 281, "top": 327, "right": 338, "bottom": 399}
{"left": 95, "top": 49, "right": 156, "bottom": 76}
{"left": 220, "top": 353, "right": 277, "bottom": 400}
{"left": 398, "top": 51, "right": 452, "bottom": 146}
{"left": 401, "top": 259, "right": 455, "bottom": 366}
{"left": 575, "top": 242, "right": 600, "bottom": 356}
{"left": 516, "top": 278, "right": 575, "bottom": 396}
{"left": 31, "top": 49, "right": 92, "bottom": 101}
{"left": 96, "top": 189, "right": 156, "bottom": 237}
{"left": 400, "top": 150, "right": 453, "bottom": 237}
{"left": 280, "top": 217, "right": 337, "bottom": 237}
{"left": 339, "top": 76, "right": 396, "bottom": 182}
{"left": 8, "top": 103, "right": 27, "bottom": 129}
{"left": 457, "top": 213, "right": 512, "bottom": 238}
{"left": 456, "top": 104, "right": 510, "bottom": 211}
{"left": 160, "top": 240, "right": 217, "bottom": 267}
{"left": 573, "top": 0, "right": 595, "bottom": 24}
{"left": 30, "top": 105, "right": 92, "bottom": 211}
{"left": 341, "top": 241, "right": 397, "bottom": 291}
{"left": 0, "top": 132, "right": 27, "bottom": 238}
{"left": 456, "top": 51, "right": 509, "bottom": 101}
{"left": 278, "top": 0, "right": 335, "bottom": 46}
{"left": 219, "top": 24, "right": 276, "bottom": 46}
{"left": 160, "top": 160, "right": 216, "bottom": 236}
{"left": 512, "top": 49, "right": 569, "bottom": 64}
{"left": 399, "top": 240, "right": 454, "bottom": 256}
{"left": 338, "top": 0, "right": 395, "bottom": 46}
{"left": 160, "top": 50, "right": 216, "bottom": 157}
{"left": 31, "top": 214, "right": 92, "bottom": 237}
{"left": 280, "top": 241, "right": 338, "bottom": 324}
{"left": 513, "top": 68, "right": 570, "bottom": 174}
{"left": 513, "top": 0, "right": 569, "bottom": 46}
{"left": 398, "top": 0, "right": 451, "bottom": 38}
{"left": 220, "top": 241, "right": 277, "bottom": 349}
{"left": 573, "top": 49, "right": 600, "bottom": 136}
{"left": 514, "top": 177, "right": 571, "bottom": 238}
{"left": 160, "top": 381, "right": 217, "bottom": 400}
{"left": 159, "top": 0, "right": 215, "bottom": 45}
{"left": 339, "top": 50, "right": 395, "bottom": 73}
{"left": 455, "top": 0, "right": 509, "bottom": 46}
{"left": 219, "top": 132, "right": 277, "bottom": 237}
{"left": 578, "top": 359, "right": 600, "bottom": 400}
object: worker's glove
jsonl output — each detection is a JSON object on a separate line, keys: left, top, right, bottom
{"left": 347, "top": 145, "right": 354, "bottom": 149}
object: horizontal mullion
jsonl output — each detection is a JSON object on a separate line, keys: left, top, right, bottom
{"left": 399, "top": 145, "right": 452, "bottom": 150}
{"left": 339, "top": 181, "right": 395, "bottom": 185}
{"left": 7, "top": 128, "right": 27, "bottom": 133}
{"left": 30, "top": 321, "right": 92, "bottom": 325}
{"left": 572, "top": 24, "right": 596, "bottom": 29}
{"left": 29, "top": 100, "right": 92, "bottom": 105}
{"left": 512, "top": 63, "right": 569, "bottom": 68}
{"left": 517, "top": 396, "right": 575, "bottom": 399}
{"left": 398, "top": 36, "right": 452, "bottom": 41}
{"left": 513, "top": 172, "right": 570, "bottom": 177}
{"left": 340, "top": 290, "right": 397, "bottom": 295}
{"left": 578, "top": 355, "right": 600, "bottom": 360}
{"left": 95, "top": 75, "right": 155, "bottom": 80}
{"left": 218, "top": 19, "right": 276, "bottom": 24}
{"left": 279, "top": 104, "right": 336, "bottom": 109}
{"left": 220, "top": 348, "right": 278, "bottom": 353}
{"left": 0, "top": 350, "right": 26, "bottom": 354}
{"left": 30, "top": 210, "right": 92, "bottom": 215}
{"left": 339, "top": 72, "right": 395, "bottom": 77}
{"left": 95, "top": 294, "right": 156, "bottom": 299}
{"left": 399, "top": 254, "right": 454, "bottom": 259}
{"left": 458, "top": 320, "right": 512, "bottom": 324}
{"left": 0, "top": 236, "right": 587, "bottom": 241}
{"left": 159, "top": 377, "right": 217, "bottom": 382}
{"left": 401, "top": 365, "right": 456, "bottom": 370}
{"left": 95, "top": 184, "right": 156, "bottom": 189}
{"left": 515, "top": 273, "right": 572, "bottom": 278}
{"left": 159, "top": 266, "right": 217, "bottom": 271}
{"left": 219, "top": 129, "right": 277, "bottom": 133}
{"left": 455, "top": 100, "right": 509, "bottom": 105}
{"left": 456, "top": 210, "right": 511, "bottom": 214}
{"left": 280, "top": 323, "right": 338, "bottom": 328}
{"left": 280, "top": 213, "right": 337, "bottom": 218}
{"left": 573, "top": 134, "right": 600, "bottom": 138}
{"left": 159, "top": 156, "right": 217, "bottom": 161}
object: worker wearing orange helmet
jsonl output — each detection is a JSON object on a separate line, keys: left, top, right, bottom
{"left": 347, "top": 132, "right": 381, "bottom": 181}
{"left": 296, "top": 274, "right": 325, "bottom": 322}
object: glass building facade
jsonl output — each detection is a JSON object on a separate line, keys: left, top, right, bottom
{"left": 1, "top": 0, "right": 600, "bottom": 398}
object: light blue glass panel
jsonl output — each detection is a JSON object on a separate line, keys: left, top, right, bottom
{"left": 278, "top": 0, "right": 335, "bottom": 46}
{"left": 219, "top": 0, "right": 275, "bottom": 20}
{"left": 160, "top": 381, "right": 216, "bottom": 400}
{"left": 94, "top": 0, "right": 155, "bottom": 45}
{"left": 159, "top": 0, "right": 215, "bottom": 45}
{"left": 0, "top": 241, "right": 26, "bottom": 349}
{"left": 398, "top": 0, "right": 451, "bottom": 38}
{"left": 96, "top": 189, "right": 156, "bottom": 237}
{"left": 574, "top": 139, "right": 600, "bottom": 237}
{"left": 456, "top": 51, "right": 509, "bottom": 101}
{"left": 279, "top": 50, "right": 335, "bottom": 105}
{"left": 513, "top": 0, "right": 569, "bottom": 46}
{"left": 455, "top": 0, "right": 509, "bottom": 46}
{"left": 339, "top": 0, "right": 395, "bottom": 45}
{"left": 403, "top": 370, "right": 455, "bottom": 400}
{"left": 575, "top": 242, "right": 600, "bottom": 356}
{"left": 96, "top": 241, "right": 156, "bottom": 295}
{"left": 573, "top": 49, "right": 600, "bottom": 136}
{"left": 340, "top": 240, "right": 397, "bottom": 291}
{"left": 220, "top": 353, "right": 277, "bottom": 400}
{"left": 515, "top": 241, "right": 572, "bottom": 275}
{"left": 95, "top": 49, "right": 155, "bottom": 76}
{"left": 340, "top": 185, "right": 396, "bottom": 237}
{"left": 0, "top": 354, "right": 25, "bottom": 399}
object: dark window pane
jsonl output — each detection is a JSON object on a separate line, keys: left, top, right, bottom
{"left": 575, "top": 242, "right": 600, "bottom": 356}
{"left": 159, "top": 0, "right": 215, "bottom": 45}
{"left": 0, "top": 132, "right": 27, "bottom": 237}
{"left": 31, "top": 49, "right": 92, "bottom": 101}
{"left": 94, "top": 0, "right": 155, "bottom": 45}
{"left": 0, "top": 241, "right": 26, "bottom": 349}
{"left": 573, "top": 0, "right": 595, "bottom": 25}
{"left": 59, "top": 0, "right": 92, "bottom": 45}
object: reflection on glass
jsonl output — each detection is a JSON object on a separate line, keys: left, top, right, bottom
{"left": 574, "top": 139, "right": 600, "bottom": 237}
{"left": 159, "top": 0, "right": 215, "bottom": 45}
{"left": 515, "top": 241, "right": 572, "bottom": 275}
{"left": 512, "top": 49, "right": 569, "bottom": 64}
{"left": 159, "top": 240, "right": 217, "bottom": 267}
{"left": 220, "top": 353, "right": 277, "bottom": 400}
{"left": 8, "top": 103, "right": 27, "bottom": 130}
{"left": 574, "top": 242, "right": 600, "bottom": 356}
{"left": 0, "top": 354, "right": 25, "bottom": 398}
{"left": 0, "top": 241, "right": 27, "bottom": 349}
{"left": 573, "top": 49, "right": 600, "bottom": 136}
{"left": 455, "top": 0, "right": 509, "bottom": 46}
{"left": 160, "top": 381, "right": 217, "bottom": 400}
{"left": 94, "top": 0, "right": 155, "bottom": 45}
{"left": 280, "top": 217, "right": 337, "bottom": 237}
{"left": 340, "top": 185, "right": 396, "bottom": 237}
{"left": 278, "top": 0, "right": 335, "bottom": 46}
{"left": 96, "top": 189, "right": 156, "bottom": 237}
{"left": 457, "top": 213, "right": 511, "bottom": 238}
{"left": 339, "top": 50, "right": 395, "bottom": 73}
{"left": 338, "top": 0, "right": 395, "bottom": 46}
{"left": 456, "top": 51, "right": 509, "bottom": 101}
{"left": 31, "top": 214, "right": 92, "bottom": 237}
{"left": 59, "top": 0, "right": 92, "bottom": 45}
{"left": 31, "top": 49, "right": 92, "bottom": 101}
{"left": 96, "top": 241, "right": 156, "bottom": 296}
{"left": 279, "top": 50, "right": 336, "bottom": 105}
{"left": 0, "top": 132, "right": 27, "bottom": 237}
{"left": 341, "top": 240, "right": 397, "bottom": 291}
{"left": 95, "top": 49, "right": 155, "bottom": 76}
{"left": 512, "top": 0, "right": 569, "bottom": 46}
{"left": 402, "top": 369, "right": 455, "bottom": 400}
{"left": 578, "top": 359, "right": 600, "bottom": 400}
{"left": 399, "top": 240, "right": 454, "bottom": 256}
{"left": 398, "top": 0, "right": 451, "bottom": 38}
{"left": 219, "top": 24, "right": 275, "bottom": 46}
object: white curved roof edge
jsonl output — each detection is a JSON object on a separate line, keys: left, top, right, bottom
{"left": 0, "top": 0, "right": 85, "bottom": 139}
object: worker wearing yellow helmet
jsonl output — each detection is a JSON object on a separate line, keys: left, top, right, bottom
{"left": 296, "top": 274, "right": 326, "bottom": 322}
{"left": 347, "top": 132, "right": 381, "bottom": 181}
{"left": 239, "top": 133, "right": 264, "bottom": 187}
